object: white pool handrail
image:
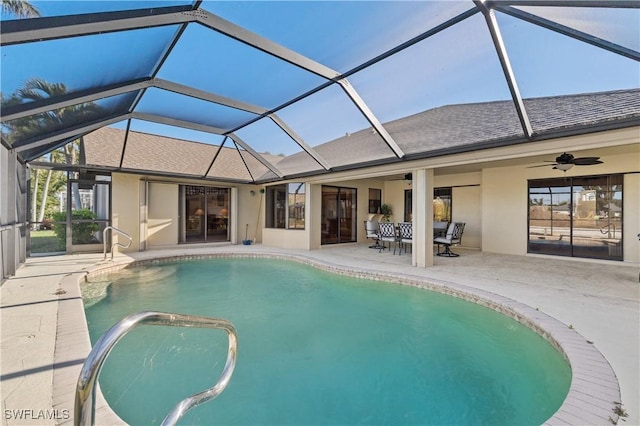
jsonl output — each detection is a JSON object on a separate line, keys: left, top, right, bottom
{"left": 75, "top": 311, "right": 238, "bottom": 426}
{"left": 102, "top": 225, "right": 132, "bottom": 260}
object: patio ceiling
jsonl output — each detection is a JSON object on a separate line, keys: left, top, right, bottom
{"left": 1, "top": 1, "right": 639, "bottom": 183}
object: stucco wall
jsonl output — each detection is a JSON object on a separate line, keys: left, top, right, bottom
{"left": 482, "top": 166, "right": 526, "bottom": 255}
{"left": 111, "top": 173, "right": 141, "bottom": 252}
{"left": 434, "top": 172, "right": 482, "bottom": 250}
{"left": 623, "top": 173, "right": 640, "bottom": 264}
{"left": 147, "top": 182, "right": 179, "bottom": 248}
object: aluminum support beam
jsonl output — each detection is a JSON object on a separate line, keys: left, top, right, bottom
{"left": 203, "top": 136, "right": 227, "bottom": 178}
{"left": 475, "top": 1, "right": 534, "bottom": 139}
{"left": 131, "top": 112, "right": 227, "bottom": 135}
{"left": 1, "top": 6, "right": 194, "bottom": 46}
{"left": 337, "top": 79, "right": 405, "bottom": 159}
{"left": 195, "top": 10, "right": 341, "bottom": 80}
{"left": 495, "top": 5, "right": 640, "bottom": 61}
{"left": 153, "top": 79, "right": 268, "bottom": 115}
{"left": 227, "top": 133, "right": 284, "bottom": 178}
{"left": 268, "top": 115, "right": 331, "bottom": 170}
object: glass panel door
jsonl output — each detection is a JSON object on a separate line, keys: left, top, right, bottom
{"left": 321, "top": 186, "right": 339, "bottom": 245}
{"left": 321, "top": 186, "right": 357, "bottom": 245}
{"left": 571, "top": 175, "right": 622, "bottom": 260}
{"left": 206, "top": 187, "right": 229, "bottom": 242}
{"left": 528, "top": 175, "right": 622, "bottom": 260}
{"left": 528, "top": 180, "right": 572, "bottom": 257}
{"left": 181, "top": 185, "right": 230, "bottom": 243}
{"left": 184, "top": 186, "right": 205, "bottom": 243}
{"left": 338, "top": 188, "right": 356, "bottom": 243}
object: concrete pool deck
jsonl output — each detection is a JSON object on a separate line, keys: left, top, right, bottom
{"left": 1, "top": 244, "right": 638, "bottom": 425}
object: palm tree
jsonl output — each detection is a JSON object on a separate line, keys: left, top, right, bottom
{"left": 3, "top": 78, "right": 104, "bottom": 222}
{"left": 1, "top": 0, "right": 40, "bottom": 18}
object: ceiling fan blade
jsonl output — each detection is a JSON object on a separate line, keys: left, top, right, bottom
{"left": 572, "top": 157, "right": 603, "bottom": 165}
{"left": 527, "top": 163, "right": 558, "bottom": 168}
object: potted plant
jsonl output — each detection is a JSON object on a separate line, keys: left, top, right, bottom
{"left": 380, "top": 204, "right": 392, "bottom": 222}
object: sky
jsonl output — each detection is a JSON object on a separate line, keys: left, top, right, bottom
{"left": 2, "top": 1, "right": 639, "bottom": 155}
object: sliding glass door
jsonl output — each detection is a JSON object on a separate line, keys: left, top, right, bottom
{"left": 528, "top": 175, "right": 623, "bottom": 260}
{"left": 181, "top": 185, "right": 229, "bottom": 243}
{"left": 321, "top": 186, "right": 357, "bottom": 245}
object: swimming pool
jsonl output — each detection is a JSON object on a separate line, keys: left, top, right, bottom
{"left": 84, "top": 257, "right": 571, "bottom": 425}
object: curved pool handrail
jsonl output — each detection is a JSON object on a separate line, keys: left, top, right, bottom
{"left": 102, "top": 226, "right": 132, "bottom": 260}
{"left": 75, "top": 311, "right": 238, "bottom": 426}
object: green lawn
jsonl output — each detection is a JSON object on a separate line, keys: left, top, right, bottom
{"left": 30, "top": 229, "right": 65, "bottom": 253}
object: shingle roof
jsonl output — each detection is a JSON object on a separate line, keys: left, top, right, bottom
{"left": 81, "top": 89, "right": 639, "bottom": 182}
{"left": 273, "top": 88, "right": 640, "bottom": 177}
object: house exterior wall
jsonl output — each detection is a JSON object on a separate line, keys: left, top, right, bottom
{"left": 147, "top": 182, "right": 179, "bottom": 248}
{"left": 481, "top": 148, "right": 640, "bottom": 262}
{"left": 482, "top": 166, "right": 527, "bottom": 255}
{"left": 111, "top": 173, "right": 141, "bottom": 252}
{"left": 623, "top": 173, "right": 639, "bottom": 264}
{"left": 111, "top": 173, "right": 260, "bottom": 251}
{"left": 108, "top": 128, "right": 638, "bottom": 265}
{"left": 434, "top": 172, "right": 482, "bottom": 250}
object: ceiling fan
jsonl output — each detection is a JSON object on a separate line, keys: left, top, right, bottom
{"left": 529, "top": 152, "right": 603, "bottom": 172}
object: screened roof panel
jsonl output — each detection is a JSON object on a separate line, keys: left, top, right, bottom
{"left": 81, "top": 126, "right": 127, "bottom": 169}
{"left": 121, "top": 128, "right": 217, "bottom": 176}
{"left": 207, "top": 145, "right": 253, "bottom": 182}
{"left": 2, "top": 92, "right": 138, "bottom": 146}
{"left": 496, "top": 11, "right": 640, "bottom": 99}
{"left": 516, "top": 6, "right": 640, "bottom": 52}
{"left": 2, "top": 1, "right": 639, "bottom": 182}
{"left": 200, "top": 1, "right": 472, "bottom": 73}
{"left": 135, "top": 88, "right": 258, "bottom": 131}
{"left": 276, "top": 84, "right": 376, "bottom": 150}
{"left": 234, "top": 117, "right": 301, "bottom": 157}
{"left": 127, "top": 119, "right": 225, "bottom": 146}
{"left": 156, "top": 23, "right": 327, "bottom": 109}
{"left": 238, "top": 148, "right": 272, "bottom": 182}
{"left": 0, "top": 26, "right": 180, "bottom": 97}
{"left": 10, "top": 1, "right": 193, "bottom": 19}
{"left": 348, "top": 12, "right": 513, "bottom": 124}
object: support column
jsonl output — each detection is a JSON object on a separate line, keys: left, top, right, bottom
{"left": 414, "top": 169, "right": 434, "bottom": 267}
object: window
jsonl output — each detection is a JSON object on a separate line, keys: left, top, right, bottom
{"left": 266, "top": 183, "right": 305, "bottom": 229}
{"left": 368, "top": 188, "right": 381, "bottom": 214}
{"left": 403, "top": 187, "right": 452, "bottom": 222}
{"left": 528, "top": 174, "right": 622, "bottom": 260}
{"left": 433, "top": 188, "right": 452, "bottom": 223}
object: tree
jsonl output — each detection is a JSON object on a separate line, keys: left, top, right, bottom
{"left": 1, "top": 0, "right": 40, "bottom": 18}
{"left": 2, "top": 78, "right": 103, "bottom": 224}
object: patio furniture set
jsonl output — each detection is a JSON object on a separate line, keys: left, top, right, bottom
{"left": 365, "top": 220, "right": 466, "bottom": 257}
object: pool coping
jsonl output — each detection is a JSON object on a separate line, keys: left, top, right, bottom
{"left": 54, "top": 250, "right": 623, "bottom": 425}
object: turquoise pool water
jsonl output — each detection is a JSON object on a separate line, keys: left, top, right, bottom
{"left": 84, "top": 258, "right": 571, "bottom": 425}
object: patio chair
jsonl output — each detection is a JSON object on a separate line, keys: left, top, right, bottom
{"left": 397, "top": 222, "right": 413, "bottom": 255}
{"left": 434, "top": 221, "right": 448, "bottom": 238}
{"left": 364, "top": 220, "right": 381, "bottom": 249}
{"left": 377, "top": 222, "right": 397, "bottom": 253}
{"left": 434, "top": 222, "right": 465, "bottom": 257}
